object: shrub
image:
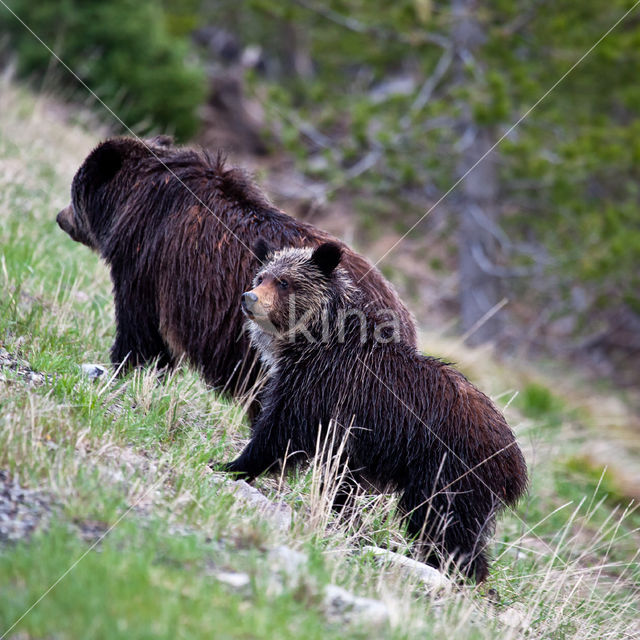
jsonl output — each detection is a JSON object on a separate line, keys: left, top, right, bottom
{"left": 0, "top": 0, "right": 207, "bottom": 140}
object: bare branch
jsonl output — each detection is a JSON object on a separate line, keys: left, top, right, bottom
{"left": 470, "top": 243, "right": 543, "bottom": 278}
{"left": 344, "top": 148, "right": 383, "bottom": 180}
{"left": 468, "top": 204, "right": 512, "bottom": 249}
{"left": 500, "top": 0, "right": 550, "bottom": 36}
{"left": 410, "top": 46, "right": 454, "bottom": 114}
{"left": 292, "top": 0, "right": 450, "bottom": 49}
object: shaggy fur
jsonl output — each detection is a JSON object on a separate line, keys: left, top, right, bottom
{"left": 221, "top": 242, "right": 528, "bottom": 582}
{"left": 56, "top": 136, "right": 415, "bottom": 393}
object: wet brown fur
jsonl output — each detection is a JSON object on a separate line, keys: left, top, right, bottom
{"left": 223, "top": 243, "right": 528, "bottom": 582}
{"left": 56, "top": 136, "right": 416, "bottom": 392}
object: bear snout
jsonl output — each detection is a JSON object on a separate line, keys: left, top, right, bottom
{"left": 242, "top": 291, "right": 258, "bottom": 308}
{"left": 56, "top": 205, "right": 75, "bottom": 235}
{"left": 241, "top": 291, "right": 259, "bottom": 317}
{"left": 56, "top": 205, "right": 96, "bottom": 249}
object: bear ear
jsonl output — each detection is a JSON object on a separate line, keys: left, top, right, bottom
{"left": 84, "top": 139, "right": 127, "bottom": 188}
{"left": 147, "top": 135, "right": 174, "bottom": 148}
{"left": 253, "top": 238, "right": 273, "bottom": 265}
{"left": 311, "top": 242, "right": 342, "bottom": 278}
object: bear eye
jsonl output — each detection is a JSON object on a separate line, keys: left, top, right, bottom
{"left": 256, "top": 275, "right": 263, "bottom": 285}
{"left": 278, "top": 279, "right": 289, "bottom": 290}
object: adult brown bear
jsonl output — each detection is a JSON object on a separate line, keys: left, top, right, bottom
{"left": 220, "top": 241, "right": 527, "bottom": 582}
{"left": 56, "top": 136, "right": 415, "bottom": 394}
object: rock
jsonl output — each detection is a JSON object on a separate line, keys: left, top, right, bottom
{"left": 363, "top": 546, "right": 451, "bottom": 591}
{"left": 323, "top": 584, "right": 390, "bottom": 626}
{"left": 81, "top": 363, "right": 108, "bottom": 380}
{"left": 0, "top": 470, "right": 52, "bottom": 543}
{"left": 225, "top": 479, "right": 293, "bottom": 531}
{"left": 267, "top": 545, "right": 308, "bottom": 581}
{"left": 26, "top": 371, "right": 45, "bottom": 385}
{"left": 76, "top": 519, "right": 109, "bottom": 543}
{"left": 214, "top": 570, "right": 251, "bottom": 590}
{"left": 264, "top": 545, "right": 334, "bottom": 603}
{"left": 261, "top": 545, "right": 310, "bottom": 597}
{"left": 265, "top": 544, "right": 390, "bottom": 626}
{"left": 0, "top": 348, "right": 50, "bottom": 386}
{"left": 498, "top": 604, "right": 529, "bottom": 630}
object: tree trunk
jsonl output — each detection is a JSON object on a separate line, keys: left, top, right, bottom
{"left": 452, "top": 0, "right": 503, "bottom": 345}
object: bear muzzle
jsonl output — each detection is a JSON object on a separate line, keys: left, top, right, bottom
{"left": 56, "top": 205, "right": 75, "bottom": 236}
{"left": 241, "top": 291, "right": 259, "bottom": 318}
{"left": 56, "top": 204, "right": 96, "bottom": 249}
{"left": 241, "top": 289, "right": 275, "bottom": 330}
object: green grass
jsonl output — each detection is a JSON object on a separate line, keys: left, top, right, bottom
{"left": 1, "top": 80, "right": 639, "bottom": 639}
{"left": 1, "top": 522, "right": 346, "bottom": 640}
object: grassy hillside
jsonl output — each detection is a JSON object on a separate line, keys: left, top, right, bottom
{"left": 0, "top": 79, "right": 638, "bottom": 639}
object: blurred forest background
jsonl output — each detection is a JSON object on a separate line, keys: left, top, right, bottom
{"left": 1, "top": 0, "right": 639, "bottom": 390}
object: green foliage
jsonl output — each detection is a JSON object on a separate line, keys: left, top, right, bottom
{"left": 486, "top": 0, "right": 640, "bottom": 312}
{"left": 563, "top": 456, "right": 639, "bottom": 510}
{"left": 2, "top": 0, "right": 637, "bottom": 335}
{"left": 0, "top": 0, "right": 207, "bottom": 139}
{"left": 518, "top": 382, "right": 562, "bottom": 420}
{"left": 194, "top": 0, "right": 640, "bottom": 332}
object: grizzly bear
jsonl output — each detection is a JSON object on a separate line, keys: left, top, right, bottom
{"left": 219, "top": 241, "right": 528, "bottom": 582}
{"left": 56, "top": 136, "right": 415, "bottom": 394}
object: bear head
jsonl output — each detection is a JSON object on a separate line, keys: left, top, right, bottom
{"left": 56, "top": 136, "right": 174, "bottom": 250}
{"left": 241, "top": 240, "right": 347, "bottom": 337}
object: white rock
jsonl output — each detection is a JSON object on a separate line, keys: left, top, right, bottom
{"left": 363, "top": 546, "right": 452, "bottom": 590}
{"left": 214, "top": 570, "right": 251, "bottom": 590}
{"left": 81, "top": 363, "right": 108, "bottom": 380}
{"left": 323, "top": 584, "right": 390, "bottom": 626}
{"left": 227, "top": 479, "right": 293, "bottom": 531}
{"left": 27, "top": 371, "right": 45, "bottom": 385}
{"left": 260, "top": 545, "right": 310, "bottom": 597}
{"left": 267, "top": 545, "right": 308, "bottom": 581}
{"left": 498, "top": 604, "right": 529, "bottom": 629}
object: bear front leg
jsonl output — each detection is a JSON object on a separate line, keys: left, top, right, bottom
{"left": 111, "top": 294, "right": 173, "bottom": 373}
{"left": 215, "top": 438, "right": 282, "bottom": 482}
{"left": 214, "top": 405, "right": 292, "bottom": 481}
{"left": 318, "top": 464, "right": 361, "bottom": 518}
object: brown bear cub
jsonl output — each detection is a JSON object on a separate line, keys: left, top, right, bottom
{"left": 56, "top": 136, "right": 415, "bottom": 393}
{"left": 219, "top": 241, "right": 528, "bottom": 582}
